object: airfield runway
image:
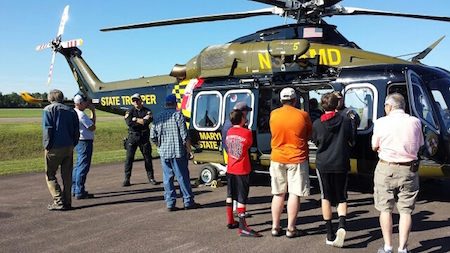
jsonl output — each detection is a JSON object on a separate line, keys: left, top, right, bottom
{"left": 1, "top": 160, "right": 449, "bottom": 253}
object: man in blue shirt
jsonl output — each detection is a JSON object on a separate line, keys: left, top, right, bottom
{"left": 42, "top": 89, "right": 79, "bottom": 211}
{"left": 151, "top": 94, "right": 200, "bottom": 211}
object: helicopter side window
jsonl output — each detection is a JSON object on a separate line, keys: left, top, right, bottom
{"left": 193, "top": 91, "right": 222, "bottom": 131}
{"left": 222, "top": 89, "right": 254, "bottom": 128}
{"left": 343, "top": 85, "right": 376, "bottom": 132}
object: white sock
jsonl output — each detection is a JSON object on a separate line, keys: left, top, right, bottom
{"left": 397, "top": 247, "right": 407, "bottom": 253}
{"left": 384, "top": 245, "right": 393, "bottom": 252}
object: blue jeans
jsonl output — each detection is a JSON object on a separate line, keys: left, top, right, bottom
{"left": 161, "top": 155, "right": 194, "bottom": 208}
{"left": 72, "top": 140, "right": 93, "bottom": 197}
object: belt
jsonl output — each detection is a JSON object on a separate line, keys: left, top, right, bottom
{"left": 129, "top": 131, "right": 148, "bottom": 135}
{"left": 80, "top": 139, "right": 93, "bottom": 142}
{"left": 380, "top": 159, "right": 411, "bottom": 166}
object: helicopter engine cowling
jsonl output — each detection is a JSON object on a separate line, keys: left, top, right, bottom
{"left": 177, "top": 39, "right": 310, "bottom": 80}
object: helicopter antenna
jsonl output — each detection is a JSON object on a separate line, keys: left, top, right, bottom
{"left": 35, "top": 5, "right": 83, "bottom": 86}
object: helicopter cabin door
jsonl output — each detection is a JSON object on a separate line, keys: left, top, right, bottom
{"left": 405, "top": 69, "right": 438, "bottom": 128}
{"left": 405, "top": 69, "right": 440, "bottom": 160}
{"left": 221, "top": 89, "right": 255, "bottom": 163}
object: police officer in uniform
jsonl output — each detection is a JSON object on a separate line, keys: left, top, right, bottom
{"left": 123, "top": 93, "right": 157, "bottom": 187}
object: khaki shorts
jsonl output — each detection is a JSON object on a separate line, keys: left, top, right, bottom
{"left": 269, "top": 160, "right": 310, "bottom": 197}
{"left": 373, "top": 161, "right": 419, "bottom": 214}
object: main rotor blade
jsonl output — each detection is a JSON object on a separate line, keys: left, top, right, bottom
{"left": 412, "top": 36, "right": 445, "bottom": 62}
{"left": 100, "top": 8, "right": 280, "bottom": 32}
{"left": 327, "top": 7, "right": 450, "bottom": 22}
{"left": 57, "top": 5, "right": 70, "bottom": 36}
{"left": 47, "top": 51, "right": 56, "bottom": 86}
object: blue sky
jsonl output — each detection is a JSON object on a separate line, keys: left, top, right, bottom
{"left": 1, "top": 0, "right": 450, "bottom": 98}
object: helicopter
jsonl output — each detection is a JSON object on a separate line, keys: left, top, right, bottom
{"left": 23, "top": 0, "right": 450, "bottom": 184}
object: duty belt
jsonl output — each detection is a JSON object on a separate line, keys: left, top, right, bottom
{"left": 129, "top": 130, "right": 148, "bottom": 136}
{"left": 379, "top": 159, "right": 412, "bottom": 166}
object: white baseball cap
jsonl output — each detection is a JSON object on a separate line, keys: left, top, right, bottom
{"left": 74, "top": 94, "right": 86, "bottom": 104}
{"left": 280, "top": 87, "right": 296, "bottom": 101}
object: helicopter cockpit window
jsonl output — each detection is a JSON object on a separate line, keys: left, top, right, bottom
{"left": 222, "top": 90, "right": 254, "bottom": 129}
{"left": 343, "top": 85, "right": 376, "bottom": 132}
{"left": 193, "top": 91, "right": 222, "bottom": 131}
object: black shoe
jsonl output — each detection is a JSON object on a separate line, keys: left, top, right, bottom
{"left": 63, "top": 204, "right": 73, "bottom": 210}
{"left": 47, "top": 203, "right": 64, "bottom": 211}
{"left": 184, "top": 202, "right": 201, "bottom": 210}
{"left": 149, "top": 179, "right": 157, "bottom": 185}
{"left": 76, "top": 193, "right": 94, "bottom": 200}
{"left": 167, "top": 206, "right": 179, "bottom": 212}
{"left": 122, "top": 180, "right": 131, "bottom": 187}
{"left": 72, "top": 191, "right": 88, "bottom": 197}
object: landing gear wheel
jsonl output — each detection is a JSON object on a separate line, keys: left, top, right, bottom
{"left": 198, "top": 165, "right": 218, "bottom": 185}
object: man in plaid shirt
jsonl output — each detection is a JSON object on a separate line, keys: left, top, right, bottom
{"left": 150, "top": 94, "right": 200, "bottom": 211}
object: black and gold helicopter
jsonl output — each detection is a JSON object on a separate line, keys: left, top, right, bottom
{"left": 24, "top": 0, "right": 450, "bottom": 184}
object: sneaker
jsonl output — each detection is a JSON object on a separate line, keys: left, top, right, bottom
{"left": 149, "top": 179, "right": 157, "bottom": 185}
{"left": 233, "top": 211, "right": 252, "bottom": 218}
{"left": 332, "top": 228, "right": 346, "bottom": 248}
{"left": 326, "top": 234, "right": 336, "bottom": 246}
{"left": 227, "top": 221, "right": 239, "bottom": 229}
{"left": 72, "top": 191, "right": 89, "bottom": 197}
{"left": 47, "top": 203, "right": 64, "bottom": 211}
{"left": 377, "top": 246, "right": 394, "bottom": 253}
{"left": 184, "top": 202, "right": 201, "bottom": 210}
{"left": 239, "top": 228, "right": 262, "bottom": 237}
{"left": 167, "top": 206, "right": 179, "bottom": 212}
{"left": 122, "top": 180, "right": 131, "bottom": 187}
{"left": 75, "top": 193, "right": 94, "bottom": 200}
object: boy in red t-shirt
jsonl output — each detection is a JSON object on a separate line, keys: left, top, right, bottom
{"left": 225, "top": 109, "right": 260, "bottom": 237}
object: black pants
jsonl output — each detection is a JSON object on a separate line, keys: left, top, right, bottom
{"left": 124, "top": 132, "right": 154, "bottom": 181}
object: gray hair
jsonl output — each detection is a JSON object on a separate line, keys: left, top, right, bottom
{"left": 385, "top": 93, "right": 405, "bottom": 110}
{"left": 48, "top": 89, "right": 64, "bottom": 103}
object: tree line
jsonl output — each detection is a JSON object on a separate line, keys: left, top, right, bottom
{"left": 0, "top": 92, "right": 49, "bottom": 108}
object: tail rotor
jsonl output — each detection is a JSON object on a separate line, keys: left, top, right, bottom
{"left": 36, "top": 5, "right": 83, "bottom": 86}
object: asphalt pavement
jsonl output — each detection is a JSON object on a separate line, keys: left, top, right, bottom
{"left": 1, "top": 160, "right": 449, "bottom": 253}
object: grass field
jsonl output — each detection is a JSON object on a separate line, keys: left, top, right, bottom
{"left": 0, "top": 109, "right": 154, "bottom": 176}
{"left": 0, "top": 108, "right": 118, "bottom": 118}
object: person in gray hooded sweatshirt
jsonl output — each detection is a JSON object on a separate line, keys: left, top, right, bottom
{"left": 312, "top": 92, "right": 354, "bottom": 248}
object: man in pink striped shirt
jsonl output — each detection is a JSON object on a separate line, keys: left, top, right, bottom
{"left": 371, "top": 93, "right": 424, "bottom": 253}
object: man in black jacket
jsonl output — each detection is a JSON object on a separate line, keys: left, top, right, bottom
{"left": 312, "top": 92, "right": 353, "bottom": 248}
{"left": 122, "top": 93, "right": 157, "bottom": 187}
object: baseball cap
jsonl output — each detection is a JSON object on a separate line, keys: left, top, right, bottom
{"left": 234, "top": 102, "right": 252, "bottom": 111}
{"left": 165, "top": 94, "right": 177, "bottom": 104}
{"left": 74, "top": 94, "right": 86, "bottom": 104}
{"left": 280, "top": 87, "right": 297, "bottom": 100}
{"left": 131, "top": 93, "right": 141, "bottom": 101}
{"left": 333, "top": 91, "right": 343, "bottom": 99}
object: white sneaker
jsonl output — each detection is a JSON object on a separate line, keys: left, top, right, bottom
{"left": 326, "top": 238, "right": 334, "bottom": 246}
{"left": 332, "top": 228, "right": 346, "bottom": 248}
